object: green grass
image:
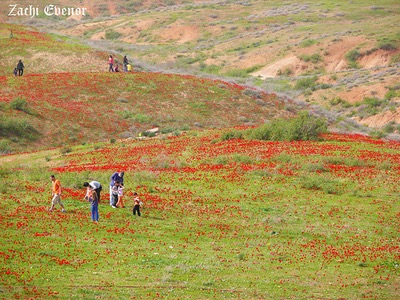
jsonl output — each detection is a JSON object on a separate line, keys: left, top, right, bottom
{"left": 0, "top": 129, "right": 398, "bottom": 299}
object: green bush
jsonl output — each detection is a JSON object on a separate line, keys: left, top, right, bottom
{"left": 247, "top": 112, "right": 327, "bottom": 141}
{"left": 300, "top": 39, "right": 317, "bottom": 47}
{"left": 345, "top": 49, "right": 361, "bottom": 62}
{"left": 221, "top": 130, "right": 243, "bottom": 141}
{"left": 363, "top": 97, "right": 380, "bottom": 108}
{"left": 378, "top": 39, "right": 397, "bottom": 51}
{"left": 384, "top": 87, "right": 400, "bottom": 100}
{"left": 299, "top": 53, "right": 322, "bottom": 63}
{"left": 9, "top": 97, "right": 34, "bottom": 115}
{"left": 0, "top": 117, "right": 39, "bottom": 140}
{"left": 105, "top": 29, "right": 121, "bottom": 40}
{"left": 294, "top": 76, "right": 318, "bottom": 90}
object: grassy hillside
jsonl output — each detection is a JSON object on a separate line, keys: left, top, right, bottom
{"left": 0, "top": 2, "right": 399, "bottom": 299}
{"left": 3, "top": 0, "right": 400, "bottom": 130}
{"left": 0, "top": 128, "right": 399, "bottom": 299}
{"left": 0, "top": 67, "right": 297, "bottom": 154}
{"left": 0, "top": 23, "right": 106, "bottom": 74}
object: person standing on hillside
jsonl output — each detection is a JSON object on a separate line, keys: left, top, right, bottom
{"left": 16, "top": 60, "right": 24, "bottom": 76}
{"left": 116, "top": 182, "right": 125, "bottom": 208}
{"left": 49, "top": 175, "right": 66, "bottom": 212}
{"left": 133, "top": 192, "right": 142, "bottom": 217}
{"left": 108, "top": 55, "right": 114, "bottom": 72}
{"left": 123, "top": 55, "right": 128, "bottom": 72}
{"left": 86, "top": 188, "right": 99, "bottom": 222}
{"left": 83, "top": 181, "right": 102, "bottom": 203}
{"left": 109, "top": 171, "right": 124, "bottom": 206}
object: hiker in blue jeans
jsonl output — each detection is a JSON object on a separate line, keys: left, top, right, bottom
{"left": 86, "top": 188, "right": 99, "bottom": 222}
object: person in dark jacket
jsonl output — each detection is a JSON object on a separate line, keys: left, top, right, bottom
{"left": 109, "top": 171, "right": 124, "bottom": 206}
{"left": 16, "top": 60, "right": 24, "bottom": 76}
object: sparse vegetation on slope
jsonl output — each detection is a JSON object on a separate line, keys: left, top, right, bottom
{"left": 0, "top": 71, "right": 295, "bottom": 154}
{"left": 3, "top": 0, "right": 399, "bottom": 130}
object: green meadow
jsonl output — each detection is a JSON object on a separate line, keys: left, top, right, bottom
{"left": 0, "top": 129, "right": 398, "bottom": 299}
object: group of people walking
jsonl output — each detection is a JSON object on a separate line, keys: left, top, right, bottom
{"left": 13, "top": 54, "right": 133, "bottom": 76}
{"left": 108, "top": 55, "right": 132, "bottom": 73}
{"left": 49, "top": 172, "right": 143, "bottom": 222}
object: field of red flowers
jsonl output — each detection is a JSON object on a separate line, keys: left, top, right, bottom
{"left": 0, "top": 129, "right": 398, "bottom": 299}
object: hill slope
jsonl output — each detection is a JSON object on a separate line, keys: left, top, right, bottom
{"left": 1, "top": 70, "right": 297, "bottom": 153}
{"left": 3, "top": 0, "right": 400, "bottom": 131}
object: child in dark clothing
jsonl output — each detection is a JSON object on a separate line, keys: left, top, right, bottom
{"left": 133, "top": 192, "right": 142, "bottom": 216}
{"left": 111, "top": 181, "right": 120, "bottom": 208}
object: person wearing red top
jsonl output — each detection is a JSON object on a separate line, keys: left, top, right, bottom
{"left": 49, "top": 175, "right": 66, "bottom": 212}
{"left": 108, "top": 55, "right": 114, "bottom": 72}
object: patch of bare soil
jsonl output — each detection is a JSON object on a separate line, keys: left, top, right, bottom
{"left": 251, "top": 36, "right": 372, "bottom": 79}
{"left": 61, "top": 18, "right": 123, "bottom": 38}
{"left": 324, "top": 36, "right": 371, "bottom": 72}
{"left": 337, "top": 84, "right": 389, "bottom": 105}
{"left": 29, "top": 51, "right": 105, "bottom": 73}
{"left": 354, "top": 107, "right": 400, "bottom": 128}
{"left": 158, "top": 23, "right": 200, "bottom": 44}
{"left": 359, "top": 49, "right": 393, "bottom": 69}
{"left": 252, "top": 56, "right": 304, "bottom": 78}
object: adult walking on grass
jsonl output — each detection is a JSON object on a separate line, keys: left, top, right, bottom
{"left": 16, "top": 60, "right": 24, "bottom": 76}
{"left": 49, "top": 175, "right": 66, "bottom": 212}
{"left": 109, "top": 171, "right": 124, "bottom": 206}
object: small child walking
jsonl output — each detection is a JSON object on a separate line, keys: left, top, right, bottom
{"left": 111, "top": 181, "right": 119, "bottom": 208}
{"left": 116, "top": 183, "right": 125, "bottom": 208}
{"left": 133, "top": 192, "right": 142, "bottom": 216}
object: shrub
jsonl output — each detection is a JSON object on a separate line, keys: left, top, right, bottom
{"left": 294, "top": 76, "right": 318, "bottom": 90}
{"left": 383, "top": 122, "right": 396, "bottom": 134}
{"left": 384, "top": 86, "right": 400, "bottom": 100}
{"left": 277, "top": 67, "right": 293, "bottom": 76}
{"left": 105, "top": 29, "right": 121, "bottom": 40}
{"left": 0, "top": 117, "right": 39, "bottom": 140}
{"left": 225, "top": 69, "right": 248, "bottom": 78}
{"left": 299, "top": 53, "right": 322, "bottom": 63}
{"left": 345, "top": 49, "right": 361, "bottom": 62}
{"left": 363, "top": 97, "right": 380, "bottom": 108}
{"left": 300, "top": 39, "right": 317, "bottom": 47}
{"left": 221, "top": 130, "right": 243, "bottom": 141}
{"left": 378, "top": 39, "right": 398, "bottom": 51}
{"left": 247, "top": 112, "right": 327, "bottom": 141}
{"left": 9, "top": 97, "right": 33, "bottom": 114}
